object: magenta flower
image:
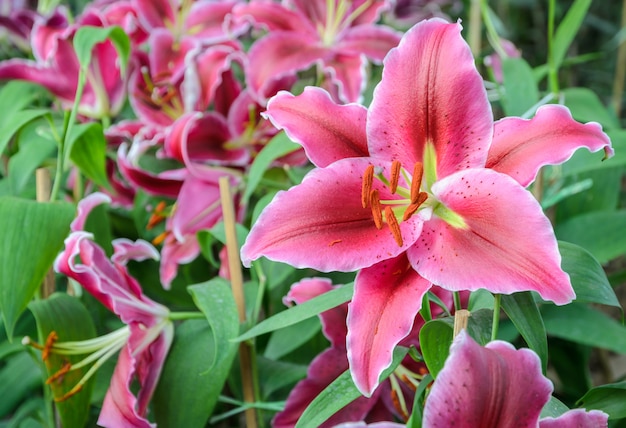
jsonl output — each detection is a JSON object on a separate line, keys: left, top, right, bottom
{"left": 0, "top": 9, "right": 127, "bottom": 118}
{"left": 233, "top": 0, "right": 402, "bottom": 103}
{"left": 241, "top": 19, "right": 613, "bottom": 395}
{"left": 54, "top": 193, "right": 173, "bottom": 428}
{"left": 422, "top": 330, "right": 608, "bottom": 427}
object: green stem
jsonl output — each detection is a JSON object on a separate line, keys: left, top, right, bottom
{"left": 547, "top": 0, "right": 560, "bottom": 95}
{"left": 491, "top": 294, "right": 501, "bottom": 341}
{"left": 453, "top": 291, "right": 462, "bottom": 312}
{"left": 168, "top": 311, "right": 206, "bottom": 320}
{"left": 251, "top": 261, "right": 267, "bottom": 324}
{"left": 481, "top": 0, "right": 507, "bottom": 58}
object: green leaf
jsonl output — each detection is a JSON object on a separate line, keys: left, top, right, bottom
{"left": 501, "top": 57, "right": 539, "bottom": 117}
{"left": 542, "top": 304, "right": 626, "bottom": 353}
{"left": 154, "top": 278, "right": 239, "bottom": 427}
{"left": 73, "top": 26, "right": 130, "bottom": 75}
{"left": 0, "top": 109, "right": 50, "bottom": 156}
{"left": 0, "top": 198, "right": 76, "bottom": 337}
{"left": 0, "top": 81, "right": 49, "bottom": 115}
{"left": 264, "top": 317, "right": 321, "bottom": 360}
{"left": 560, "top": 129, "right": 626, "bottom": 176}
{"left": 419, "top": 319, "right": 453, "bottom": 378}
{"left": 7, "top": 126, "right": 57, "bottom": 196}
{"left": 501, "top": 292, "right": 548, "bottom": 372}
{"left": 0, "top": 352, "right": 41, "bottom": 418}
{"left": 540, "top": 396, "right": 570, "bottom": 418}
{"left": 28, "top": 293, "right": 97, "bottom": 428}
{"left": 552, "top": 0, "right": 592, "bottom": 70}
{"left": 235, "top": 283, "right": 354, "bottom": 342}
{"left": 257, "top": 357, "right": 308, "bottom": 398}
{"left": 555, "top": 210, "right": 626, "bottom": 264}
{"left": 67, "top": 122, "right": 111, "bottom": 190}
{"left": 577, "top": 381, "right": 626, "bottom": 419}
{"left": 562, "top": 87, "right": 620, "bottom": 130}
{"left": 559, "top": 241, "right": 620, "bottom": 308}
{"left": 243, "top": 131, "right": 300, "bottom": 204}
{"left": 295, "top": 347, "right": 408, "bottom": 428}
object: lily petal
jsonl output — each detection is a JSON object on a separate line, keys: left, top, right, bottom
{"left": 487, "top": 104, "right": 614, "bottom": 187}
{"left": 240, "top": 158, "right": 423, "bottom": 272}
{"left": 407, "top": 168, "right": 574, "bottom": 305}
{"left": 367, "top": 19, "right": 492, "bottom": 175}
{"left": 265, "top": 87, "right": 369, "bottom": 168}
{"left": 323, "top": 51, "right": 367, "bottom": 103}
{"left": 539, "top": 409, "right": 608, "bottom": 427}
{"left": 339, "top": 25, "right": 402, "bottom": 63}
{"left": 347, "top": 253, "right": 431, "bottom": 396}
{"left": 422, "top": 330, "right": 553, "bottom": 427}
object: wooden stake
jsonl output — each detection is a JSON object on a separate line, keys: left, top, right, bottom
{"left": 36, "top": 168, "right": 56, "bottom": 298}
{"left": 453, "top": 309, "right": 471, "bottom": 337}
{"left": 218, "top": 177, "right": 257, "bottom": 428}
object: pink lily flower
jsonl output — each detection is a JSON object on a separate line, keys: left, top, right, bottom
{"left": 241, "top": 19, "right": 613, "bottom": 396}
{"left": 54, "top": 193, "right": 173, "bottom": 428}
{"left": 422, "top": 330, "right": 608, "bottom": 427}
{"left": 233, "top": 0, "right": 402, "bottom": 103}
{"left": 0, "top": 8, "right": 128, "bottom": 118}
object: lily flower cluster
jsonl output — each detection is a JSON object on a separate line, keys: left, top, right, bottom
{"left": 1, "top": 0, "right": 617, "bottom": 426}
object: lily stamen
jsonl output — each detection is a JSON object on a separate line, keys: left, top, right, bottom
{"left": 42, "top": 331, "right": 58, "bottom": 361}
{"left": 370, "top": 190, "right": 383, "bottom": 229}
{"left": 361, "top": 164, "right": 375, "bottom": 208}
{"left": 411, "top": 162, "right": 424, "bottom": 202}
{"left": 389, "top": 160, "right": 401, "bottom": 194}
{"left": 384, "top": 206, "right": 403, "bottom": 246}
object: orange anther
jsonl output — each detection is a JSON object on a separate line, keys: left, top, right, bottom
{"left": 389, "top": 160, "right": 401, "bottom": 194}
{"left": 361, "top": 165, "right": 375, "bottom": 208}
{"left": 54, "top": 384, "right": 83, "bottom": 402}
{"left": 328, "top": 239, "right": 342, "bottom": 247}
{"left": 390, "top": 388, "right": 410, "bottom": 421}
{"left": 384, "top": 206, "right": 403, "bottom": 247}
{"left": 152, "top": 231, "right": 168, "bottom": 246}
{"left": 410, "top": 162, "right": 424, "bottom": 203}
{"left": 46, "top": 361, "right": 72, "bottom": 384}
{"left": 42, "top": 331, "right": 59, "bottom": 361}
{"left": 370, "top": 190, "right": 383, "bottom": 229}
{"left": 404, "top": 192, "right": 429, "bottom": 221}
{"left": 147, "top": 201, "right": 168, "bottom": 230}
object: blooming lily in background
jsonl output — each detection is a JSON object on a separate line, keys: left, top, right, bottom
{"left": 53, "top": 193, "right": 173, "bottom": 427}
{"left": 241, "top": 19, "right": 613, "bottom": 396}
{"left": 0, "top": 7, "right": 127, "bottom": 118}
{"left": 233, "top": 0, "right": 402, "bottom": 103}
{"left": 422, "top": 330, "right": 609, "bottom": 427}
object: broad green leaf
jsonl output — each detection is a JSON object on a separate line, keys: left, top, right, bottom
{"left": 559, "top": 241, "right": 620, "bottom": 308}
{"left": 555, "top": 168, "right": 622, "bottom": 221}
{"left": 0, "top": 352, "right": 41, "bottom": 418}
{"left": 235, "top": 283, "right": 354, "bottom": 342}
{"left": 154, "top": 278, "right": 239, "bottom": 427}
{"left": 73, "top": 26, "right": 130, "bottom": 75}
{"left": 7, "top": 128, "right": 57, "bottom": 196}
{"left": 419, "top": 319, "right": 453, "bottom": 378}
{"left": 264, "top": 317, "right": 321, "bottom": 360}
{"left": 243, "top": 131, "right": 300, "bottom": 204}
{"left": 540, "top": 396, "right": 570, "bottom": 418}
{"left": 501, "top": 292, "right": 548, "bottom": 372}
{"left": 28, "top": 293, "right": 97, "bottom": 428}
{"left": 0, "top": 109, "right": 50, "bottom": 156}
{"left": 257, "top": 357, "right": 308, "bottom": 398}
{"left": 295, "top": 347, "right": 408, "bottom": 428}
{"left": 0, "top": 198, "right": 75, "bottom": 337}
{"left": 501, "top": 57, "right": 539, "bottom": 117}
{"left": 577, "top": 381, "right": 626, "bottom": 419}
{"left": 209, "top": 221, "right": 249, "bottom": 250}
{"left": 555, "top": 210, "right": 626, "bottom": 264}
{"left": 562, "top": 87, "right": 620, "bottom": 130}
{"left": 552, "top": 0, "right": 592, "bottom": 70}
{"left": 0, "top": 81, "right": 48, "bottom": 115}
{"left": 66, "top": 122, "right": 111, "bottom": 190}
{"left": 560, "top": 129, "right": 626, "bottom": 176}
{"left": 542, "top": 304, "right": 626, "bottom": 353}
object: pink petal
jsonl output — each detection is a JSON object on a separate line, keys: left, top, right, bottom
{"left": 111, "top": 238, "right": 160, "bottom": 266}
{"left": 334, "top": 423, "right": 406, "bottom": 428}
{"left": 0, "top": 58, "right": 77, "bottom": 101}
{"left": 159, "top": 234, "right": 200, "bottom": 290}
{"left": 240, "top": 158, "right": 424, "bottom": 272}
{"left": 70, "top": 192, "right": 112, "bottom": 232}
{"left": 347, "top": 253, "right": 431, "bottom": 396}
{"left": 264, "top": 87, "right": 369, "bottom": 168}
{"left": 367, "top": 19, "right": 492, "bottom": 176}
{"left": 245, "top": 31, "right": 328, "bottom": 102}
{"left": 487, "top": 104, "right": 614, "bottom": 187}
{"left": 233, "top": 2, "right": 315, "bottom": 33}
{"left": 134, "top": 0, "right": 174, "bottom": 30}
{"left": 408, "top": 168, "right": 574, "bottom": 305}
{"left": 184, "top": 1, "right": 245, "bottom": 42}
{"left": 539, "top": 409, "right": 608, "bottom": 427}
{"left": 283, "top": 277, "right": 348, "bottom": 349}
{"left": 99, "top": 344, "right": 154, "bottom": 428}
{"left": 323, "top": 52, "right": 367, "bottom": 103}
{"left": 422, "top": 330, "right": 553, "bottom": 427}
{"left": 339, "top": 25, "right": 402, "bottom": 63}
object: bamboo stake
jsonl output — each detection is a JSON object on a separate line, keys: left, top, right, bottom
{"left": 611, "top": 0, "right": 626, "bottom": 117}
{"left": 218, "top": 176, "right": 257, "bottom": 428}
{"left": 453, "top": 309, "right": 471, "bottom": 337}
{"left": 36, "top": 168, "right": 56, "bottom": 298}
